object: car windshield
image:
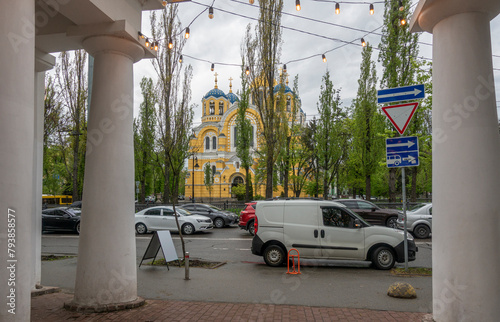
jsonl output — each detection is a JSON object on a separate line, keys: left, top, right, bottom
{"left": 207, "top": 204, "right": 221, "bottom": 211}
{"left": 344, "top": 207, "right": 370, "bottom": 226}
{"left": 176, "top": 207, "right": 192, "bottom": 216}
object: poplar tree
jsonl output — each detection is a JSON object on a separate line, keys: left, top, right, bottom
{"left": 352, "top": 44, "right": 384, "bottom": 201}
{"left": 379, "top": 0, "right": 419, "bottom": 202}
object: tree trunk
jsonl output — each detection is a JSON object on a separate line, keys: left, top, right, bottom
{"left": 245, "top": 167, "right": 250, "bottom": 203}
{"left": 366, "top": 174, "right": 371, "bottom": 201}
{"left": 265, "top": 145, "right": 273, "bottom": 199}
{"left": 411, "top": 167, "right": 418, "bottom": 202}
{"left": 323, "top": 173, "right": 329, "bottom": 200}
{"left": 388, "top": 168, "right": 397, "bottom": 202}
{"left": 72, "top": 122, "right": 80, "bottom": 201}
{"left": 163, "top": 153, "right": 170, "bottom": 204}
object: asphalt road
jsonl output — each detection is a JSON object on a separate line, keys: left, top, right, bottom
{"left": 42, "top": 225, "right": 432, "bottom": 268}
{"left": 41, "top": 226, "right": 433, "bottom": 312}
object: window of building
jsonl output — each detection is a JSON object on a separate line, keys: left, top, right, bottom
{"left": 233, "top": 127, "right": 238, "bottom": 147}
{"left": 205, "top": 137, "right": 210, "bottom": 150}
{"left": 212, "top": 165, "right": 216, "bottom": 178}
{"left": 287, "top": 97, "right": 291, "bottom": 111}
{"left": 250, "top": 126, "right": 254, "bottom": 147}
{"left": 219, "top": 102, "right": 224, "bottom": 115}
{"left": 209, "top": 101, "right": 215, "bottom": 115}
{"left": 212, "top": 136, "right": 217, "bottom": 150}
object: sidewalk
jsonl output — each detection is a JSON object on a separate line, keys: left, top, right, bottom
{"left": 31, "top": 290, "right": 432, "bottom": 321}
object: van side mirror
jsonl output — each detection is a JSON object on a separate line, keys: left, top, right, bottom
{"left": 354, "top": 219, "right": 362, "bottom": 228}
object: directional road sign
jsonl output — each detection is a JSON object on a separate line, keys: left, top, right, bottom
{"left": 381, "top": 102, "right": 419, "bottom": 135}
{"left": 386, "top": 136, "right": 419, "bottom": 168}
{"left": 377, "top": 84, "right": 425, "bottom": 104}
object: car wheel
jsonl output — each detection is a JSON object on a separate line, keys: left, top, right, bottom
{"left": 248, "top": 220, "right": 255, "bottom": 236}
{"left": 372, "top": 246, "right": 395, "bottom": 270}
{"left": 263, "top": 245, "right": 286, "bottom": 267}
{"left": 413, "top": 224, "right": 431, "bottom": 239}
{"left": 214, "top": 218, "right": 225, "bottom": 228}
{"left": 386, "top": 216, "right": 398, "bottom": 229}
{"left": 135, "top": 223, "right": 148, "bottom": 234}
{"left": 75, "top": 222, "right": 80, "bottom": 234}
{"left": 181, "top": 223, "right": 195, "bottom": 235}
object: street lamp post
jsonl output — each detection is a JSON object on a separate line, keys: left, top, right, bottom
{"left": 192, "top": 155, "right": 199, "bottom": 203}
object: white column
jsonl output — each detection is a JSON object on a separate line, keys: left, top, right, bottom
{"left": 0, "top": 1, "right": 35, "bottom": 321}
{"left": 33, "top": 50, "right": 56, "bottom": 290}
{"left": 432, "top": 12, "right": 500, "bottom": 322}
{"left": 70, "top": 35, "right": 144, "bottom": 308}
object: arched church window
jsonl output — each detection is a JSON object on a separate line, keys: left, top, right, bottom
{"left": 233, "top": 126, "right": 238, "bottom": 147}
{"left": 209, "top": 101, "right": 215, "bottom": 115}
{"left": 234, "top": 176, "right": 243, "bottom": 185}
{"left": 219, "top": 102, "right": 224, "bottom": 115}
{"left": 212, "top": 136, "right": 217, "bottom": 150}
{"left": 205, "top": 137, "right": 210, "bottom": 150}
{"left": 250, "top": 126, "right": 254, "bottom": 147}
{"left": 287, "top": 97, "right": 291, "bottom": 112}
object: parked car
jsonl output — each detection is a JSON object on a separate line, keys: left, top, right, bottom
{"left": 134, "top": 206, "right": 213, "bottom": 235}
{"left": 397, "top": 203, "right": 432, "bottom": 239}
{"left": 178, "top": 195, "right": 185, "bottom": 200}
{"left": 42, "top": 207, "right": 81, "bottom": 234}
{"left": 239, "top": 202, "right": 257, "bottom": 235}
{"left": 335, "top": 199, "right": 401, "bottom": 228}
{"left": 251, "top": 200, "right": 417, "bottom": 270}
{"left": 179, "top": 203, "right": 239, "bottom": 228}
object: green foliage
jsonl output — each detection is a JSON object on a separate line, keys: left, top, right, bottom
{"left": 231, "top": 184, "right": 247, "bottom": 201}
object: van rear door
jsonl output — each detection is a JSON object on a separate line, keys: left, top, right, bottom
{"left": 283, "top": 201, "right": 322, "bottom": 257}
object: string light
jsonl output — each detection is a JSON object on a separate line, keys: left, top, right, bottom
{"left": 296, "top": 0, "right": 301, "bottom": 11}
{"left": 322, "top": 54, "right": 327, "bottom": 62}
{"left": 369, "top": 4, "right": 374, "bottom": 15}
{"left": 361, "top": 38, "right": 366, "bottom": 47}
{"left": 400, "top": 16, "right": 406, "bottom": 25}
{"left": 179, "top": 55, "right": 183, "bottom": 63}
{"left": 249, "top": 0, "right": 254, "bottom": 4}
{"left": 335, "top": 3, "right": 340, "bottom": 14}
{"left": 168, "top": 38, "right": 173, "bottom": 49}
{"left": 154, "top": 42, "right": 159, "bottom": 51}
{"left": 245, "top": 66, "right": 250, "bottom": 75}
{"left": 145, "top": 38, "right": 150, "bottom": 47}
{"left": 208, "top": 6, "right": 214, "bottom": 19}
{"left": 398, "top": 0, "right": 404, "bottom": 11}
{"left": 138, "top": 31, "right": 145, "bottom": 39}
{"left": 162, "top": 1, "right": 167, "bottom": 6}
{"left": 283, "top": 64, "right": 287, "bottom": 73}
{"left": 211, "top": 63, "right": 214, "bottom": 71}
{"left": 185, "top": 27, "right": 190, "bottom": 39}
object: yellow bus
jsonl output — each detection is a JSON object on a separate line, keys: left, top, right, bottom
{"left": 42, "top": 195, "right": 73, "bottom": 205}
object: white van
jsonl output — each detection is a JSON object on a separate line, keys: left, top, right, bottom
{"left": 251, "top": 199, "right": 417, "bottom": 269}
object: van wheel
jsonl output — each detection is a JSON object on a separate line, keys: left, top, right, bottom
{"left": 248, "top": 220, "right": 255, "bottom": 236}
{"left": 372, "top": 246, "right": 395, "bottom": 270}
{"left": 413, "top": 224, "right": 430, "bottom": 239}
{"left": 263, "top": 245, "right": 285, "bottom": 267}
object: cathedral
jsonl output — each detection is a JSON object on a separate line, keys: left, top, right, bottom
{"left": 186, "top": 73, "right": 306, "bottom": 200}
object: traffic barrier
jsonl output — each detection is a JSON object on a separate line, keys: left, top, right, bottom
{"left": 287, "top": 248, "right": 301, "bottom": 275}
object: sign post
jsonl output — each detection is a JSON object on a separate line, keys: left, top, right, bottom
{"left": 379, "top": 84, "right": 424, "bottom": 270}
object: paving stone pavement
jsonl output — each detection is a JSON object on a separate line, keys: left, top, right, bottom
{"left": 31, "top": 291, "right": 432, "bottom": 321}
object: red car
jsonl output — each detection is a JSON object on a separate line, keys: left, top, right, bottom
{"left": 239, "top": 202, "right": 257, "bottom": 235}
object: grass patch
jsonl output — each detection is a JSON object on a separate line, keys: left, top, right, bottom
{"left": 391, "top": 267, "right": 432, "bottom": 276}
{"left": 148, "top": 258, "right": 225, "bottom": 269}
{"left": 42, "top": 255, "right": 75, "bottom": 261}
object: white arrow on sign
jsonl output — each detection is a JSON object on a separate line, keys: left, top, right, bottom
{"left": 403, "top": 155, "right": 417, "bottom": 164}
{"left": 387, "top": 141, "right": 415, "bottom": 149}
{"left": 377, "top": 88, "right": 422, "bottom": 99}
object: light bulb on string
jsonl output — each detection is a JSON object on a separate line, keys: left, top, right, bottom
{"left": 400, "top": 17, "right": 406, "bottom": 25}
{"left": 296, "top": 0, "right": 301, "bottom": 11}
{"left": 249, "top": 0, "right": 254, "bottom": 4}
{"left": 208, "top": 6, "right": 214, "bottom": 19}
{"left": 361, "top": 38, "right": 366, "bottom": 47}
{"left": 245, "top": 66, "right": 250, "bottom": 75}
{"left": 322, "top": 54, "right": 327, "bottom": 62}
{"left": 179, "top": 55, "right": 183, "bottom": 63}
{"left": 283, "top": 64, "right": 287, "bottom": 73}
{"left": 211, "top": 63, "right": 214, "bottom": 71}
{"left": 185, "top": 27, "right": 190, "bottom": 39}
{"left": 399, "top": 0, "right": 404, "bottom": 11}
{"left": 335, "top": 3, "right": 340, "bottom": 14}
{"left": 168, "top": 38, "right": 173, "bottom": 49}
{"left": 369, "top": 4, "right": 374, "bottom": 15}
{"left": 154, "top": 42, "right": 158, "bottom": 51}
{"left": 145, "top": 38, "right": 150, "bottom": 47}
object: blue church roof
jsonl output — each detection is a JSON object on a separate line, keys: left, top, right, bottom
{"left": 203, "top": 88, "right": 227, "bottom": 100}
{"left": 227, "top": 92, "right": 239, "bottom": 104}
{"left": 273, "top": 83, "right": 293, "bottom": 94}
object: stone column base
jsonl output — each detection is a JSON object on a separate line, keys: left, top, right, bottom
{"left": 64, "top": 297, "right": 145, "bottom": 313}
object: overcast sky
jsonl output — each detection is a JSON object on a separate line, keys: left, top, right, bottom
{"left": 133, "top": 0, "right": 500, "bottom": 126}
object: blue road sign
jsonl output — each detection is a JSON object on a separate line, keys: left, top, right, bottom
{"left": 377, "top": 84, "right": 425, "bottom": 104}
{"left": 386, "top": 136, "right": 419, "bottom": 168}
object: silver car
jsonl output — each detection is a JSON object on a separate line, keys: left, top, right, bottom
{"left": 396, "top": 203, "right": 432, "bottom": 239}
